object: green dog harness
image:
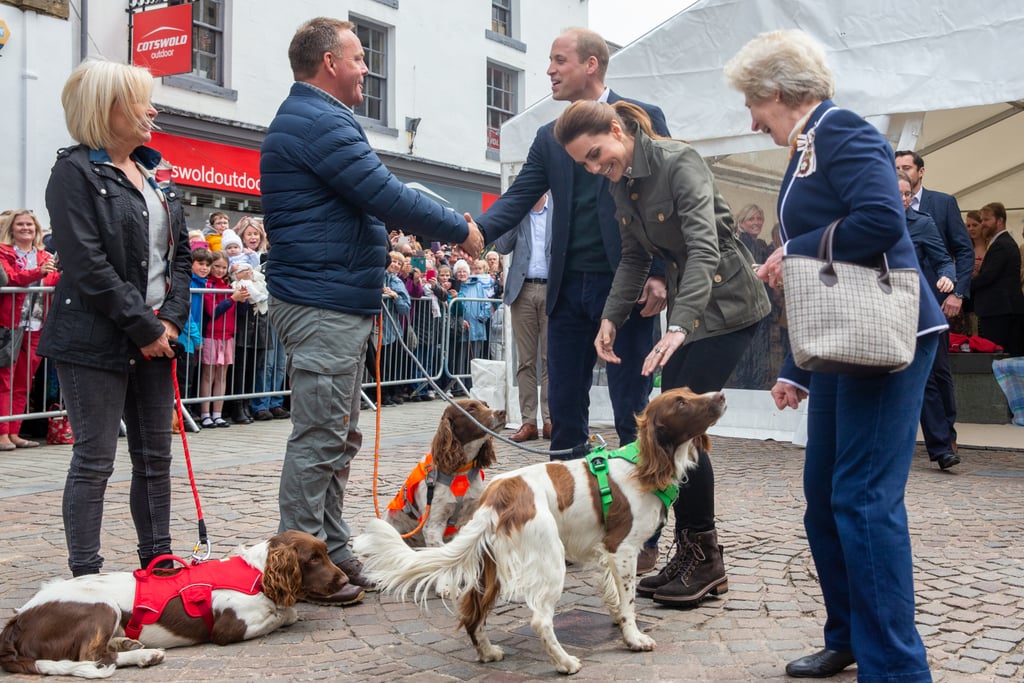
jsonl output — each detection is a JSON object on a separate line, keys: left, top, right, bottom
{"left": 585, "top": 442, "right": 678, "bottom": 525}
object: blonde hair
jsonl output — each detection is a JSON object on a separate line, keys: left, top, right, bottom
{"left": 236, "top": 218, "right": 268, "bottom": 253}
{"left": 61, "top": 60, "right": 155, "bottom": 150}
{"left": 734, "top": 204, "right": 764, "bottom": 226}
{"left": 724, "top": 29, "right": 835, "bottom": 107}
{"left": 0, "top": 210, "right": 45, "bottom": 249}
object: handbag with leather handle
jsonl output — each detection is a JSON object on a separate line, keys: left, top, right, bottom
{"left": 782, "top": 219, "right": 920, "bottom": 375}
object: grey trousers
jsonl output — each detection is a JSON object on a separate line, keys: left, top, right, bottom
{"left": 269, "top": 297, "right": 372, "bottom": 565}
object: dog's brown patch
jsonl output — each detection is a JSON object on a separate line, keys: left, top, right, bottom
{"left": 478, "top": 476, "right": 536, "bottom": 536}
{"left": 156, "top": 597, "right": 211, "bottom": 643}
{"left": 0, "top": 602, "right": 120, "bottom": 673}
{"left": 584, "top": 472, "right": 633, "bottom": 553}
{"left": 545, "top": 463, "right": 575, "bottom": 511}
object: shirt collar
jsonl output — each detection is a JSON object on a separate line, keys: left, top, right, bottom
{"left": 294, "top": 81, "right": 353, "bottom": 113}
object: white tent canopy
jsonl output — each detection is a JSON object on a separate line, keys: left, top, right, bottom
{"left": 501, "top": 0, "right": 1024, "bottom": 222}
{"left": 494, "top": 0, "right": 1024, "bottom": 439}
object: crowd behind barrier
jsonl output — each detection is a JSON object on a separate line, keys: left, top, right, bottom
{"left": 0, "top": 287, "right": 506, "bottom": 427}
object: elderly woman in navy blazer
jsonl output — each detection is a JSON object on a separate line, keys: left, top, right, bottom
{"left": 726, "top": 30, "right": 943, "bottom": 682}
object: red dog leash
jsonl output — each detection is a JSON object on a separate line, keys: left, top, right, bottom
{"left": 170, "top": 350, "right": 211, "bottom": 563}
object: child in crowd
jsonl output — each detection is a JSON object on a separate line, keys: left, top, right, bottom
{"left": 180, "top": 248, "right": 212, "bottom": 407}
{"left": 203, "top": 212, "right": 230, "bottom": 253}
{"left": 198, "top": 251, "right": 249, "bottom": 428}
{"left": 189, "top": 229, "right": 209, "bottom": 251}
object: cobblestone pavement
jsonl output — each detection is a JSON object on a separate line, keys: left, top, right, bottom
{"left": 0, "top": 399, "right": 1021, "bottom": 681}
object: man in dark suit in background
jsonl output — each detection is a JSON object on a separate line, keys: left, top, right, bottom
{"left": 974, "top": 202, "right": 1024, "bottom": 356}
{"left": 895, "top": 151, "right": 974, "bottom": 468}
{"left": 475, "top": 27, "right": 668, "bottom": 460}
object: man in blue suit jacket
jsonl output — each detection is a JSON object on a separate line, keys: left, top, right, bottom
{"left": 896, "top": 151, "right": 974, "bottom": 468}
{"left": 476, "top": 27, "right": 668, "bottom": 458}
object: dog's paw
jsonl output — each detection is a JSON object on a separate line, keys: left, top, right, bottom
{"left": 555, "top": 654, "right": 582, "bottom": 675}
{"left": 116, "top": 647, "right": 165, "bottom": 668}
{"left": 477, "top": 644, "right": 504, "bottom": 662}
{"left": 108, "top": 637, "right": 144, "bottom": 652}
{"left": 626, "top": 632, "right": 656, "bottom": 652}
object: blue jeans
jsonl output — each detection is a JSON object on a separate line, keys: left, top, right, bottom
{"left": 59, "top": 358, "right": 175, "bottom": 575}
{"left": 546, "top": 272, "right": 653, "bottom": 457}
{"left": 269, "top": 297, "right": 370, "bottom": 565}
{"left": 804, "top": 333, "right": 937, "bottom": 682}
{"left": 251, "top": 329, "right": 286, "bottom": 413}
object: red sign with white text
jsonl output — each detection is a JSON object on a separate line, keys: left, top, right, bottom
{"left": 132, "top": 4, "right": 193, "bottom": 78}
{"left": 150, "top": 131, "right": 262, "bottom": 196}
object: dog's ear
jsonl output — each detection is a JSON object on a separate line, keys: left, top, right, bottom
{"left": 474, "top": 436, "right": 497, "bottom": 469}
{"left": 261, "top": 543, "right": 302, "bottom": 607}
{"left": 431, "top": 411, "right": 465, "bottom": 472}
{"left": 634, "top": 410, "right": 677, "bottom": 491}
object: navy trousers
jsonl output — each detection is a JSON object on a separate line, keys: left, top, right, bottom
{"left": 803, "top": 333, "right": 936, "bottom": 682}
{"left": 919, "top": 330, "right": 956, "bottom": 458}
{"left": 546, "top": 272, "right": 653, "bottom": 457}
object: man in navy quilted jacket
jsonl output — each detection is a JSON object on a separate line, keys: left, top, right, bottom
{"left": 260, "top": 17, "right": 483, "bottom": 606}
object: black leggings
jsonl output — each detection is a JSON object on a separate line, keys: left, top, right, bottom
{"left": 662, "top": 323, "right": 758, "bottom": 531}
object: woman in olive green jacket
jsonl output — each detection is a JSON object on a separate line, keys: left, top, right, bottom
{"left": 554, "top": 100, "right": 770, "bottom": 608}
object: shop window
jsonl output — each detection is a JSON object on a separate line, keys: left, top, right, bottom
{"left": 191, "top": 0, "right": 224, "bottom": 85}
{"left": 486, "top": 62, "right": 519, "bottom": 160}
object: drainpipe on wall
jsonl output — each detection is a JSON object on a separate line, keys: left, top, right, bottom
{"left": 79, "top": 0, "right": 88, "bottom": 62}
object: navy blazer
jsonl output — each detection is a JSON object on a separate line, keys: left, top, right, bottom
{"left": 477, "top": 91, "right": 668, "bottom": 315}
{"left": 905, "top": 208, "right": 956, "bottom": 304}
{"left": 492, "top": 199, "right": 552, "bottom": 305}
{"left": 778, "top": 101, "right": 947, "bottom": 389}
{"left": 972, "top": 231, "right": 1024, "bottom": 317}
{"left": 918, "top": 188, "right": 973, "bottom": 299}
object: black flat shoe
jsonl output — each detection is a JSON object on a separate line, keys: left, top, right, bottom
{"left": 936, "top": 452, "right": 961, "bottom": 470}
{"left": 785, "top": 649, "right": 855, "bottom": 678}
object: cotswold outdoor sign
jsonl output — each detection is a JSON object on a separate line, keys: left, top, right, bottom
{"left": 130, "top": 3, "right": 192, "bottom": 77}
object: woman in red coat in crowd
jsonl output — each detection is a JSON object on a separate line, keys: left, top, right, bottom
{"left": 0, "top": 209, "right": 60, "bottom": 450}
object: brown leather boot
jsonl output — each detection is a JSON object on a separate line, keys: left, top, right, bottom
{"left": 637, "top": 528, "right": 689, "bottom": 598}
{"left": 651, "top": 529, "right": 728, "bottom": 608}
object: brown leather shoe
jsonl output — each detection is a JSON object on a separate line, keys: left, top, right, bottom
{"left": 509, "top": 423, "right": 539, "bottom": 442}
{"left": 338, "top": 556, "right": 377, "bottom": 591}
{"left": 304, "top": 582, "right": 365, "bottom": 606}
{"left": 542, "top": 422, "right": 552, "bottom": 439}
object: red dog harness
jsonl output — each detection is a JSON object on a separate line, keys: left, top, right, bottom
{"left": 125, "top": 555, "right": 263, "bottom": 639}
{"left": 387, "top": 452, "right": 483, "bottom": 538}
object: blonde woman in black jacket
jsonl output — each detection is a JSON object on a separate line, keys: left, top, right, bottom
{"left": 40, "top": 60, "right": 191, "bottom": 577}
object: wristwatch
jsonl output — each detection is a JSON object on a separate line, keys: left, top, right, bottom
{"left": 666, "top": 325, "right": 685, "bottom": 334}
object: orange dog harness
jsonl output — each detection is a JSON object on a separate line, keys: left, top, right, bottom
{"left": 125, "top": 555, "right": 263, "bottom": 639}
{"left": 387, "top": 452, "right": 484, "bottom": 538}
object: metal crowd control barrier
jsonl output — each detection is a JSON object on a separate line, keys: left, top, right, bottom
{"left": 0, "top": 286, "right": 507, "bottom": 431}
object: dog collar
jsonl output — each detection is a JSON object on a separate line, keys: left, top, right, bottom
{"left": 586, "top": 442, "right": 678, "bottom": 526}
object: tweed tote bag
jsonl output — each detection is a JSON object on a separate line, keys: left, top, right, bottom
{"left": 782, "top": 219, "right": 919, "bottom": 375}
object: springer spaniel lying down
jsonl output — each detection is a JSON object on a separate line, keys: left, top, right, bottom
{"left": 354, "top": 387, "right": 726, "bottom": 675}
{"left": 386, "top": 398, "right": 505, "bottom": 547}
{"left": 0, "top": 530, "right": 345, "bottom": 678}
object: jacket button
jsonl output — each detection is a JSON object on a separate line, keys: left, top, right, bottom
{"left": 713, "top": 274, "right": 723, "bottom": 283}
{"left": 129, "top": 359, "right": 136, "bottom": 366}
{"left": 658, "top": 213, "right": 665, "bottom": 221}
{"left": 99, "top": 188, "right": 107, "bottom": 195}
{"left": 168, "top": 192, "right": 176, "bottom": 199}
{"left": 621, "top": 217, "right": 627, "bottom": 225}
{"left": 141, "top": 260, "right": 148, "bottom": 267}
{"left": 142, "top": 211, "right": 148, "bottom": 217}
{"left": 65, "top": 298, "right": 71, "bottom": 304}
{"left": 694, "top": 320, "right": 700, "bottom": 328}
{"left": 630, "top": 193, "right": 639, "bottom": 200}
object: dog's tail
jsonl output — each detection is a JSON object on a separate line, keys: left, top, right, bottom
{"left": 353, "top": 515, "right": 496, "bottom": 606}
{"left": 1, "top": 618, "right": 115, "bottom": 678}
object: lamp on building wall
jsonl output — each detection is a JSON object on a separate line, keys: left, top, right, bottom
{"left": 405, "top": 117, "right": 422, "bottom": 154}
